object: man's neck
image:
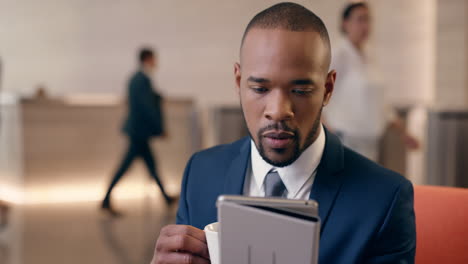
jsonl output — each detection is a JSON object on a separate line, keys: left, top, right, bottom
{"left": 141, "top": 65, "right": 154, "bottom": 78}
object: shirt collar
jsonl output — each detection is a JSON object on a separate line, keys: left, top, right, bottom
{"left": 250, "top": 124, "right": 326, "bottom": 197}
{"left": 341, "top": 37, "right": 366, "bottom": 63}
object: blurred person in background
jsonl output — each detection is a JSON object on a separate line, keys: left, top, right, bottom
{"left": 0, "top": 58, "right": 10, "bottom": 229}
{"left": 101, "top": 48, "right": 174, "bottom": 216}
{"left": 323, "top": 1, "right": 419, "bottom": 161}
{"left": 0, "top": 202, "right": 9, "bottom": 229}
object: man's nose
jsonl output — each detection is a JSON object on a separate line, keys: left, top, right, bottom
{"left": 264, "top": 89, "right": 294, "bottom": 122}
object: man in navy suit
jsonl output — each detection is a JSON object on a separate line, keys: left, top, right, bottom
{"left": 102, "top": 48, "right": 173, "bottom": 216}
{"left": 152, "top": 3, "right": 416, "bottom": 263}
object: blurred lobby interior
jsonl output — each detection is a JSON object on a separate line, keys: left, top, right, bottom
{"left": 1, "top": 0, "right": 468, "bottom": 263}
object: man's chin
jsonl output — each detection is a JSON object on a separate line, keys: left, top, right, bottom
{"left": 261, "top": 149, "right": 296, "bottom": 167}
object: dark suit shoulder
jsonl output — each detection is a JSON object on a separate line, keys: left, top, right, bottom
{"left": 341, "top": 146, "right": 411, "bottom": 205}
{"left": 128, "top": 71, "right": 150, "bottom": 87}
{"left": 321, "top": 147, "right": 415, "bottom": 263}
{"left": 132, "top": 71, "right": 148, "bottom": 80}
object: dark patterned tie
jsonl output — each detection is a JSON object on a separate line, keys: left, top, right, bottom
{"left": 264, "top": 170, "right": 287, "bottom": 197}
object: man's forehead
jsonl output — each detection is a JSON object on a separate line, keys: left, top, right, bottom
{"left": 242, "top": 28, "right": 321, "bottom": 49}
{"left": 240, "top": 28, "right": 330, "bottom": 72}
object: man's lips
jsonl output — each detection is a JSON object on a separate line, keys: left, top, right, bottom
{"left": 262, "top": 130, "right": 295, "bottom": 139}
{"left": 262, "top": 130, "right": 295, "bottom": 148}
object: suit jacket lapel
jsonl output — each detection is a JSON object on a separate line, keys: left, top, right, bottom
{"left": 221, "top": 132, "right": 345, "bottom": 228}
{"left": 309, "top": 128, "right": 345, "bottom": 230}
{"left": 223, "top": 137, "right": 251, "bottom": 195}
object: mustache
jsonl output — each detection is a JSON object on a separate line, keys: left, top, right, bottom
{"left": 258, "top": 122, "right": 297, "bottom": 136}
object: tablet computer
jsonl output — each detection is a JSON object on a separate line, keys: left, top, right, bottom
{"left": 217, "top": 195, "right": 320, "bottom": 264}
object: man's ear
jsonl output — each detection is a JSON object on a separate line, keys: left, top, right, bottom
{"left": 323, "top": 70, "right": 336, "bottom": 106}
{"left": 234, "top": 62, "right": 241, "bottom": 95}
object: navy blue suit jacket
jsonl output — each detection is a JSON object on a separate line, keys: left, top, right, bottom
{"left": 176, "top": 130, "right": 416, "bottom": 263}
{"left": 122, "top": 71, "right": 165, "bottom": 140}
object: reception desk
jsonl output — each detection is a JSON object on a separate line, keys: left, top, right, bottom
{"left": 1, "top": 96, "right": 198, "bottom": 204}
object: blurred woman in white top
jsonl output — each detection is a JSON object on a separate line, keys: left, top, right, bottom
{"left": 325, "top": 2, "right": 418, "bottom": 161}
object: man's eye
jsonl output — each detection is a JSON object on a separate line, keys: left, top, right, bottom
{"left": 292, "top": 89, "right": 312, "bottom": 95}
{"left": 251, "top": 87, "right": 268, "bottom": 93}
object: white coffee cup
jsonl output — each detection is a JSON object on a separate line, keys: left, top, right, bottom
{"left": 204, "top": 222, "right": 220, "bottom": 264}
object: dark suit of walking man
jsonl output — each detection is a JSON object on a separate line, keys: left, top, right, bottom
{"left": 102, "top": 48, "right": 173, "bottom": 216}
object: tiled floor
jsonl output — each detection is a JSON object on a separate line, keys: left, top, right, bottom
{"left": 0, "top": 196, "right": 176, "bottom": 264}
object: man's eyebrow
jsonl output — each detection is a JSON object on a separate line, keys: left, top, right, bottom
{"left": 291, "top": 79, "right": 315, "bottom": 85}
{"left": 247, "top": 76, "right": 270, "bottom": 83}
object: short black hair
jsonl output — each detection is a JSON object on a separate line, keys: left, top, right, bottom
{"left": 241, "top": 2, "right": 331, "bottom": 51}
{"left": 342, "top": 2, "right": 368, "bottom": 21}
{"left": 139, "top": 48, "right": 155, "bottom": 64}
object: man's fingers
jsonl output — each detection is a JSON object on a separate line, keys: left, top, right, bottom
{"left": 161, "top": 225, "right": 207, "bottom": 243}
{"left": 155, "top": 225, "right": 210, "bottom": 263}
{"left": 159, "top": 252, "right": 211, "bottom": 264}
{"left": 163, "top": 234, "right": 210, "bottom": 259}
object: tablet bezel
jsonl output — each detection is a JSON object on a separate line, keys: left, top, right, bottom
{"left": 217, "top": 195, "right": 319, "bottom": 220}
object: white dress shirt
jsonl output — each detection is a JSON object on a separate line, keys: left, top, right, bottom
{"left": 324, "top": 38, "right": 394, "bottom": 140}
{"left": 243, "top": 124, "right": 326, "bottom": 199}
{"left": 323, "top": 38, "right": 397, "bottom": 160}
